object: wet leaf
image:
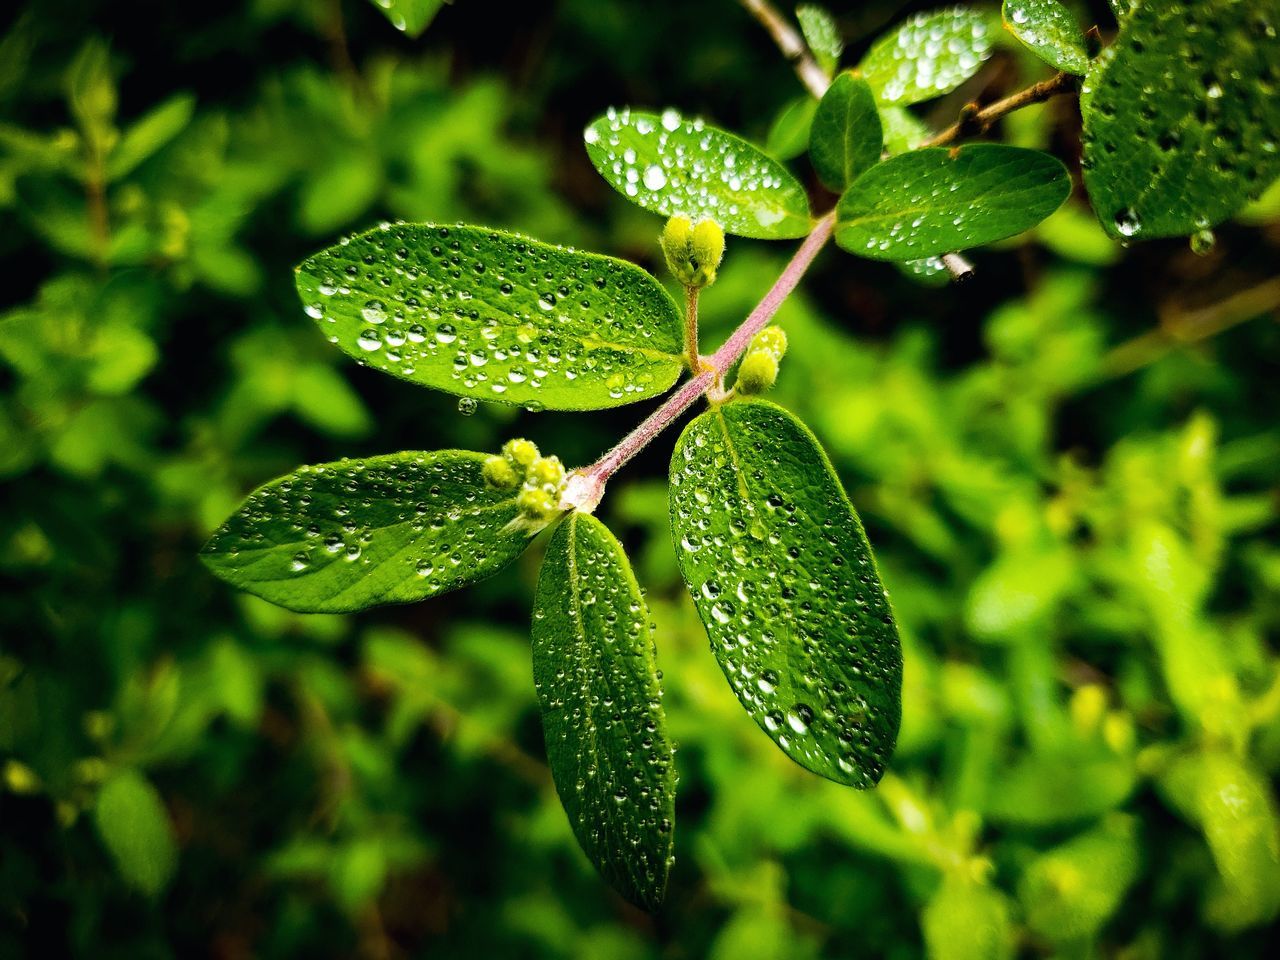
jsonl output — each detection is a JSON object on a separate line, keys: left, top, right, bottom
{"left": 797, "top": 4, "right": 844, "bottom": 75}
{"left": 668, "top": 400, "right": 902, "bottom": 787}
{"left": 532, "top": 512, "right": 675, "bottom": 911}
{"left": 835, "top": 144, "right": 1071, "bottom": 260}
{"left": 858, "top": 7, "right": 994, "bottom": 105}
{"left": 202, "top": 451, "right": 540, "bottom": 613}
{"left": 1002, "top": 0, "right": 1091, "bottom": 75}
{"left": 765, "top": 96, "right": 818, "bottom": 160}
{"left": 367, "top": 0, "right": 444, "bottom": 38}
{"left": 584, "top": 108, "right": 812, "bottom": 239}
{"left": 297, "top": 223, "right": 684, "bottom": 410}
{"left": 94, "top": 770, "right": 177, "bottom": 896}
{"left": 810, "top": 72, "right": 883, "bottom": 191}
{"left": 1081, "top": 0, "right": 1280, "bottom": 240}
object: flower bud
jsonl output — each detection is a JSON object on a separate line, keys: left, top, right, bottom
{"left": 482, "top": 455, "right": 520, "bottom": 490}
{"left": 527, "top": 455, "right": 565, "bottom": 488}
{"left": 750, "top": 325, "right": 787, "bottom": 359}
{"left": 517, "top": 486, "right": 558, "bottom": 519}
{"left": 502, "top": 438, "right": 539, "bottom": 469}
{"left": 660, "top": 214, "right": 724, "bottom": 287}
{"left": 735, "top": 349, "right": 779, "bottom": 395}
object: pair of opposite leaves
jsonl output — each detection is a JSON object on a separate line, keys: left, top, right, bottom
{"left": 203, "top": 398, "right": 902, "bottom": 910}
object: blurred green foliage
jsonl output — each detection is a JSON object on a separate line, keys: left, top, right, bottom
{"left": 2, "top": 0, "right": 1279, "bottom": 956}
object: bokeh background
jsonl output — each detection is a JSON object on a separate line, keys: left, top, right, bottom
{"left": 3, "top": 0, "right": 1280, "bottom": 956}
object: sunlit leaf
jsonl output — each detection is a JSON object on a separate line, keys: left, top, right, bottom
{"left": 796, "top": 4, "right": 844, "bottom": 75}
{"left": 584, "top": 108, "right": 812, "bottom": 239}
{"left": 94, "top": 770, "right": 177, "bottom": 896}
{"left": 532, "top": 512, "right": 675, "bottom": 911}
{"left": 202, "top": 451, "right": 541, "bottom": 613}
{"left": 835, "top": 144, "right": 1071, "bottom": 260}
{"left": 923, "top": 875, "right": 1015, "bottom": 960}
{"left": 858, "top": 7, "right": 994, "bottom": 105}
{"left": 367, "top": 0, "right": 445, "bottom": 38}
{"left": 297, "top": 223, "right": 684, "bottom": 410}
{"left": 1002, "top": 0, "right": 1091, "bottom": 75}
{"left": 809, "top": 72, "right": 883, "bottom": 191}
{"left": 1081, "top": 0, "right": 1280, "bottom": 240}
{"left": 669, "top": 400, "right": 902, "bottom": 787}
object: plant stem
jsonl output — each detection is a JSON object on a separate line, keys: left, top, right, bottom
{"left": 921, "top": 71, "right": 1079, "bottom": 148}
{"left": 561, "top": 214, "right": 835, "bottom": 512}
{"left": 683, "top": 286, "right": 701, "bottom": 370}
{"left": 739, "top": 0, "right": 831, "bottom": 98}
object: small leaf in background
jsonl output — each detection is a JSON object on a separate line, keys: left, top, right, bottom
{"left": 858, "top": 7, "right": 994, "bottom": 105}
{"left": 1107, "top": 0, "right": 1131, "bottom": 21}
{"left": 880, "top": 104, "right": 931, "bottom": 155}
{"left": 765, "top": 97, "right": 818, "bottom": 161}
{"left": 1081, "top": 0, "right": 1280, "bottom": 240}
{"left": 532, "top": 512, "right": 675, "bottom": 911}
{"left": 1001, "top": 0, "right": 1091, "bottom": 75}
{"left": 202, "top": 451, "right": 538, "bottom": 613}
{"left": 669, "top": 400, "right": 902, "bottom": 787}
{"left": 796, "top": 4, "right": 844, "bottom": 75}
{"left": 835, "top": 144, "right": 1071, "bottom": 260}
{"left": 297, "top": 223, "right": 684, "bottom": 410}
{"left": 94, "top": 769, "right": 177, "bottom": 897}
{"left": 367, "top": 0, "right": 445, "bottom": 38}
{"left": 1018, "top": 815, "right": 1140, "bottom": 943}
{"left": 809, "top": 72, "right": 883, "bottom": 191}
{"left": 1160, "top": 750, "right": 1280, "bottom": 931}
{"left": 106, "top": 93, "right": 196, "bottom": 181}
{"left": 922, "top": 874, "right": 1015, "bottom": 960}
{"left": 584, "top": 109, "right": 812, "bottom": 239}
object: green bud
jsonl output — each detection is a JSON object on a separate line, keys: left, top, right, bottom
{"left": 482, "top": 455, "right": 520, "bottom": 490}
{"left": 660, "top": 214, "right": 724, "bottom": 287}
{"left": 502, "top": 438, "right": 539, "bottom": 469}
{"left": 528, "top": 455, "right": 565, "bottom": 488}
{"left": 750, "top": 325, "right": 787, "bottom": 359}
{"left": 735, "top": 349, "right": 779, "bottom": 395}
{"left": 517, "top": 486, "right": 558, "bottom": 520}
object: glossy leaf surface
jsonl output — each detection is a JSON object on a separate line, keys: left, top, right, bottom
{"left": 669, "top": 400, "right": 902, "bottom": 787}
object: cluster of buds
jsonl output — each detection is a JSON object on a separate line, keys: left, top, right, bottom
{"left": 734, "top": 325, "right": 787, "bottom": 395}
{"left": 659, "top": 214, "right": 726, "bottom": 288}
{"left": 484, "top": 439, "right": 566, "bottom": 521}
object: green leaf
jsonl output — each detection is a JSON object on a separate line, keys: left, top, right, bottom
{"left": 897, "top": 256, "right": 952, "bottom": 287}
{"left": 923, "top": 875, "right": 1015, "bottom": 960}
{"left": 368, "top": 0, "right": 445, "bottom": 38}
{"left": 858, "top": 7, "right": 994, "bottom": 105}
{"left": 796, "top": 4, "right": 844, "bottom": 75}
{"left": 94, "top": 770, "right": 177, "bottom": 896}
{"left": 1081, "top": 0, "right": 1280, "bottom": 240}
{"left": 532, "top": 512, "right": 675, "bottom": 911}
{"left": 1002, "top": 0, "right": 1091, "bottom": 75}
{"left": 296, "top": 223, "right": 684, "bottom": 411}
{"left": 1107, "top": 0, "right": 1131, "bottom": 21}
{"left": 835, "top": 144, "right": 1071, "bottom": 260}
{"left": 202, "top": 451, "right": 540, "bottom": 613}
{"left": 107, "top": 93, "right": 195, "bottom": 181}
{"left": 668, "top": 400, "right": 901, "bottom": 787}
{"left": 1018, "top": 816, "right": 1141, "bottom": 943}
{"left": 584, "top": 109, "right": 812, "bottom": 239}
{"left": 765, "top": 97, "right": 818, "bottom": 161}
{"left": 810, "top": 72, "right": 883, "bottom": 191}
{"left": 880, "top": 105, "right": 931, "bottom": 155}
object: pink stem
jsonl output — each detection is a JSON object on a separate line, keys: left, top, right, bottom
{"left": 563, "top": 213, "right": 835, "bottom": 511}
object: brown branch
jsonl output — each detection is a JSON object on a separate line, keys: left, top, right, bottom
{"left": 922, "top": 71, "right": 1079, "bottom": 148}
{"left": 739, "top": 0, "right": 831, "bottom": 98}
